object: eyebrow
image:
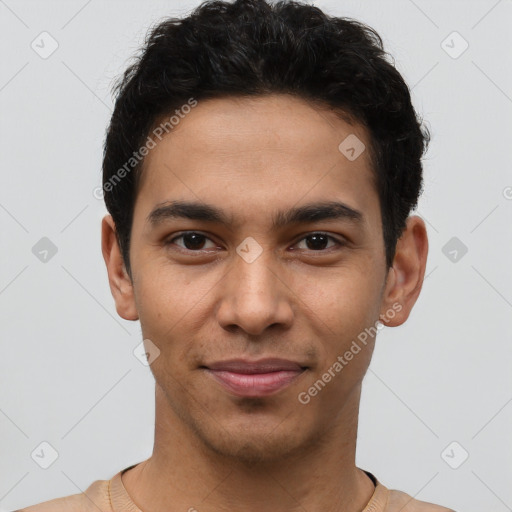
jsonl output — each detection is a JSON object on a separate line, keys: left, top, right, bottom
{"left": 146, "top": 199, "right": 363, "bottom": 230}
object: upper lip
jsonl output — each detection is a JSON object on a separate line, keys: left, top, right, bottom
{"left": 204, "top": 358, "right": 306, "bottom": 374}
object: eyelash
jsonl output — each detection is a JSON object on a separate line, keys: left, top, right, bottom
{"left": 165, "top": 231, "right": 346, "bottom": 253}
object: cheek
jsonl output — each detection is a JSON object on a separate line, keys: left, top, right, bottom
{"left": 134, "top": 258, "right": 216, "bottom": 325}
{"left": 133, "top": 265, "right": 219, "bottom": 370}
{"left": 291, "top": 263, "right": 382, "bottom": 334}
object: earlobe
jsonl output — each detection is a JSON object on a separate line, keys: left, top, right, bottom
{"left": 101, "top": 214, "right": 139, "bottom": 321}
{"left": 379, "top": 215, "right": 428, "bottom": 327}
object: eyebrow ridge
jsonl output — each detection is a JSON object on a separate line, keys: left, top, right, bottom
{"left": 146, "top": 200, "right": 363, "bottom": 229}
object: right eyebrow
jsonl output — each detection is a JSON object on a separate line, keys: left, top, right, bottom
{"left": 146, "top": 200, "right": 234, "bottom": 228}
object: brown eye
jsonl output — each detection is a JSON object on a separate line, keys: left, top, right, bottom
{"left": 293, "top": 233, "right": 343, "bottom": 251}
{"left": 167, "top": 232, "right": 217, "bottom": 251}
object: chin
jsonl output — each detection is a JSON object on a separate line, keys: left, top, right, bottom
{"left": 205, "top": 433, "right": 304, "bottom": 466}
{"left": 196, "top": 412, "right": 317, "bottom": 467}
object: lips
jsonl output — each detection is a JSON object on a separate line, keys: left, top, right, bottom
{"left": 203, "top": 358, "right": 306, "bottom": 397}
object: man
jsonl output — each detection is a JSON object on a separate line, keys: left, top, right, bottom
{"left": 18, "top": 0, "right": 455, "bottom": 510}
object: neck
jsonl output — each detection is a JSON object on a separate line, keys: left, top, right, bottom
{"left": 122, "top": 384, "right": 375, "bottom": 512}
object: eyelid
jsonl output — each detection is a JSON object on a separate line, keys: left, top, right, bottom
{"left": 166, "top": 231, "right": 219, "bottom": 250}
{"left": 165, "top": 231, "right": 346, "bottom": 252}
{"left": 292, "top": 232, "right": 346, "bottom": 248}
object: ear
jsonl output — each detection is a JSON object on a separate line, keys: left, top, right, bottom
{"left": 379, "top": 215, "right": 428, "bottom": 327}
{"left": 101, "top": 214, "right": 139, "bottom": 321}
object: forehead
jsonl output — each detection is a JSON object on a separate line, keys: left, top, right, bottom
{"left": 144, "top": 94, "right": 372, "bottom": 163}
{"left": 135, "top": 94, "right": 378, "bottom": 226}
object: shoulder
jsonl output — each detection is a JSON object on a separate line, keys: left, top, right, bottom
{"left": 385, "top": 488, "right": 456, "bottom": 512}
{"left": 364, "top": 470, "right": 456, "bottom": 512}
{"left": 14, "top": 478, "right": 111, "bottom": 512}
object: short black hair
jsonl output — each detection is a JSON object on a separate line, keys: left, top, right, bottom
{"left": 102, "top": 0, "right": 430, "bottom": 277}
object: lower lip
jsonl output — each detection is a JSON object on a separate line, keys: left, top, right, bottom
{"left": 205, "top": 369, "right": 304, "bottom": 397}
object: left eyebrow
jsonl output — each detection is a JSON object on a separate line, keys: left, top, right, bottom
{"left": 146, "top": 199, "right": 364, "bottom": 229}
{"left": 272, "top": 200, "right": 363, "bottom": 228}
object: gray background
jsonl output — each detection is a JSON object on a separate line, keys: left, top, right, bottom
{"left": 1, "top": 1, "right": 511, "bottom": 511}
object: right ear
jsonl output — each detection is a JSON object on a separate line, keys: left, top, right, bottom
{"left": 101, "top": 214, "right": 139, "bottom": 321}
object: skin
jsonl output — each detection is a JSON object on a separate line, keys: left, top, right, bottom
{"left": 102, "top": 93, "right": 428, "bottom": 512}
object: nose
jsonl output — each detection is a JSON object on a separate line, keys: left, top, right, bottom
{"left": 215, "top": 249, "right": 294, "bottom": 337}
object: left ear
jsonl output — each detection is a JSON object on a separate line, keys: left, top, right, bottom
{"left": 379, "top": 215, "right": 428, "bottom": 327}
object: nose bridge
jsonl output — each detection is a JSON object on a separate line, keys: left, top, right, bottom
{"left": 235, "top": 248, "right": 278, "bottom": 297}
{"left": 216, "top": 244, "right": 293, "bottom": 335}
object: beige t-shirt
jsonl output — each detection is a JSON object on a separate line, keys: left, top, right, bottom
{"left": 17, "top": 464, "right": 455, "bottom": 512}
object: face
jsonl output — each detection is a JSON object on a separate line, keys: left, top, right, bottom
{"left": 103, "top": 94, "right": 424, "bottom": 464}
